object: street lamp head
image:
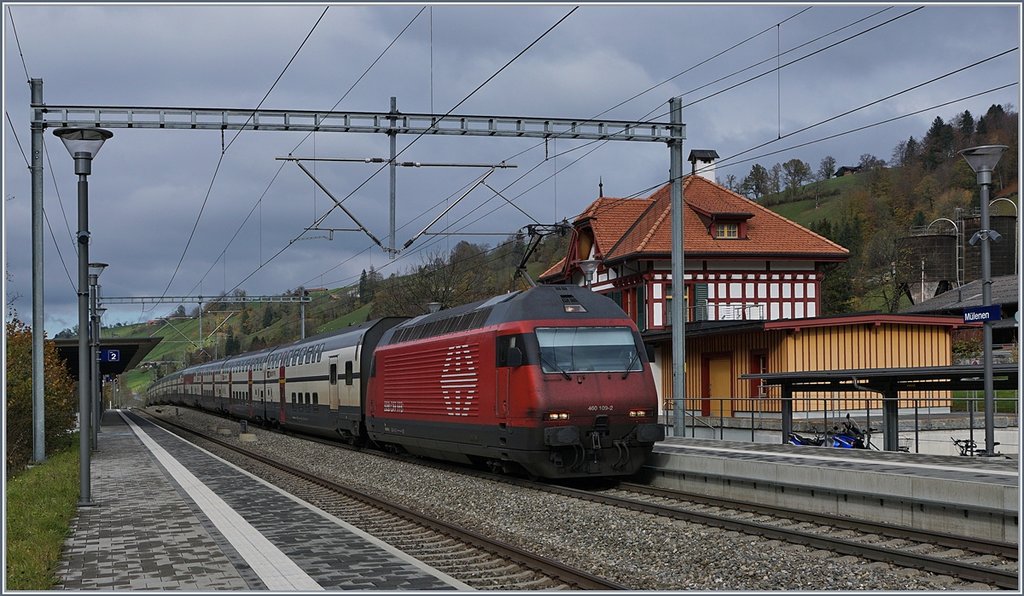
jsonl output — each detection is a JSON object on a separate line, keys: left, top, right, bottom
{"left": 88, "top": 262, "right": 109, "bottom": 277}
{"left": 54, "top": 127, "right": 113, "bottom": 176}
{"left": 959, "top": 145, "right": 1008, "bottom": 182}
{"left": 53, "top": 127, "right": 113, "bottom": 160}
{"left": 578, "top": 259, "right": 601, "bottom": 287}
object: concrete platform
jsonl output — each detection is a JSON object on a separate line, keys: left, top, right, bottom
{"left": 54, "top": 409, "right": 469, "bottom": 590}
{"left": 643, "top": 437, "right": 1019, "bottom": 543}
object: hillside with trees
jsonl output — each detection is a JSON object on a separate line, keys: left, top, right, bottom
{"left": 96, "top": 104, "right": 1017, "bottom": 392}
{"left": 102, "top": 228, "right": 570, "bottom": 392}
{"left": 724, "top": 103, "right": 1018, "bottom": 314}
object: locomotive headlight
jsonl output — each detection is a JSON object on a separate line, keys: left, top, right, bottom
{"left": 545, "top": 412, "right": 570, "bottom": 421}
{"left": 629, "top": 409, "right": 653, "bottom": 418}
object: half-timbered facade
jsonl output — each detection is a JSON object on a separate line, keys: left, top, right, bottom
{"left": 538, "top": 165, "right": 965, "bottom": 420}
{"left": 539, "top": 169, "right": 849, "bottom": 330}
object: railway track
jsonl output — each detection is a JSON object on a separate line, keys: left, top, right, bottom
{"left": 150, "top": 406, "right": 1018, "bottom": 589}
{"left": 533, "top": 480, "right": 1019, "bottom": 590}
{"left": 142, "top": 411, "right": 625, "bottom": 591}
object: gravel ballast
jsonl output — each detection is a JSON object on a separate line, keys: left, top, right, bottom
{"left": 148, "top": 406, "right": 994, "bottom": 591}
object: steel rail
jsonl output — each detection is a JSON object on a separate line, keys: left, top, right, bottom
{"left": 144, "top": 412, "right": 627, "bottom": 591}
{"left": 146, "top": 406, "right": 1017, "bottom": 589}
{"left": 537, "top": 482, "right": 1019, "bottom": 590}
{"left": 618, "top": 481, "right": 1018, "bottom": 560}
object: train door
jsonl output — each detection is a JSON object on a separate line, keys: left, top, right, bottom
{"left": 328, "top": 355, "right": 339, "bottom": 410}
{"left": 247, "top": 369, "right": 254, "bottom": 418}
{"left": 278, "top": 365, "right": 287, "bottom": 423}
{"left": 495, "top": 334, "right": 521, "bottom": 420}
{"left": 264, "top": 365, "right": 273, "bottom": 422}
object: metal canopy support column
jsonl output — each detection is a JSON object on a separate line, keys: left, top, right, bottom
{"left": 780, "top": 382, "right": 794, "bottom": 442}
{"left": 882, "top": 382, "right": 900, "bottom": 452}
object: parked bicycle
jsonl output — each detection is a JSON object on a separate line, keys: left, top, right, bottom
{"left": 952, "top": 437, "right": 1001, "bottom": 457}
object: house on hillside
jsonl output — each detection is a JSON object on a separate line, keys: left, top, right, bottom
{"left": 834, "top": 165, "right": 861, "bottom": 177}
{"left": 539, "top": 152, "right": 966, "bottom": 419}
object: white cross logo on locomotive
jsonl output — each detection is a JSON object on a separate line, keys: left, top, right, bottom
{"left": 440, "top": 344, "right": 478, "bottom": 416}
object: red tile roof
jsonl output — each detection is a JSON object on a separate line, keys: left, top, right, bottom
{"left": 539, "top": 175, "right": 848, "bottom": 281}
{"left": 606, "top": 176, "right": 848, "bottom": 261}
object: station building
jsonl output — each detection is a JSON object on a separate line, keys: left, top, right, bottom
{"left": 539, "top": 154, "right": 971, "bottom": 418}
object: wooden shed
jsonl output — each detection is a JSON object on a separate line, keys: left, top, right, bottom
{"left": 646, "top": 314, "right": 969, "bottom": 417}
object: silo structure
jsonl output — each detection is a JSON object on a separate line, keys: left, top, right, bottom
{"left": 897, "top": 232, "right": 957, "bottom": 304}
{"left": 963, "top": 214, "right": 1018, "bottom": 281}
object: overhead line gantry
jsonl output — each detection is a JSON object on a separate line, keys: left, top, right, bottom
{"left": 29, "top": 85, "right": 691, "bottom": 467}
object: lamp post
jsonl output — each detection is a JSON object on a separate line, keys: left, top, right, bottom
{"left": 959, "top": 144, "right": 1007, "bottom": 457}
{"left": 93, "top": 303, "right": 107, "bottom": 444}
{"left": 578, "top": 259, "right": 600, "bottom": 289}
{"left": 88, "top": 262, "right": 107, "bottom": 450}
{"left": 54, "top": 127, "right": 113, "bottom": 506}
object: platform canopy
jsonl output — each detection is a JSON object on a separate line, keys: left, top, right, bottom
{"left": 741, "top": 364, "right": 1019, "bottom": 451}
{"left": 742, "top": 363, "right": 1019, "bottom": 393}
{"left": 53, "top": 337, "right": 162, "bottom": 380}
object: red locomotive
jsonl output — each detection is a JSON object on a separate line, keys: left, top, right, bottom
{"left": 148, "top": 284, "right": 664, "bottom": 479}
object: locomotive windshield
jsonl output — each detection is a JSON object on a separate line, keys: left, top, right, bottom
{"left": 536, "top": 327, "right": 642, "bottom": 374}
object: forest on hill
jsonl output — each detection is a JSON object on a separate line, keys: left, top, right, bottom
{"left": 726, "top": 103, "right": 1018, "bottom": 314}
{"left": 93, "top": 103, "right": 1017, "bottom": 388}
{"left": 101, "top": 227, "right": 570, "bottom": 387}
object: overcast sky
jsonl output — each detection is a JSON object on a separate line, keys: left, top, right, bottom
{"left": 3, "top": 2, "right": 1021, "bottom": 334}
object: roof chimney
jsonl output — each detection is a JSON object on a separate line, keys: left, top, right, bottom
{"left": 688, "top": 149, "right": 719, "bottom": 182}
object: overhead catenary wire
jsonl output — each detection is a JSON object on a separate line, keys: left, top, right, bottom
{"left": 708, "top": 48, "right": 1019, "bottom": 172}
{"left": 224, "top": 6, "right": 578, "bottom": 295}
{"left": 81, "top": 3, "right": 1015, "bottom": 321}
{"left": 5, "top": 111, "right": 77, "bottom": 292}
{"left": 153, "top": 7, "right": 331, "bottom": 308}
{"left": 382, "top": 75, "right": 1021, "bottom": 295}
{"left": 296, "top": 5, "right": 816, "bottom": 289}
{"left": 180, "top": 6, "right": 428, "bottom": 305}
{"left": 179, "top": 4, "right": 879, "bottom": 301}
{"left": 6, "top": 8, "right": 80, "bottom": 259}
{"left": 299, "top": 10, "right": 1011, "bottom": 294}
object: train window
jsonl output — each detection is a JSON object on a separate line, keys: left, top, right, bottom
{"left": 305, "top": 392, "right": 311, "bottom": 405}
{"left": 313, "top": 392, "right": 319, "bottom": 405}
{"left": 330, "top": 363, "right": 338, "bottom": 385}
{"left": 304, "top": 348, "right": 311, "bottom": 365}
{"left": 497, "top": 334, "right": 530, "bottom": 367}
{"left": 345, "top": 361, "right": 353, "bottom": 386}
{"left": 291, "top": 392, "right": 296, "bottom": 404}
{"left": 536, "top": 327, "right": 643, "bottom": 374}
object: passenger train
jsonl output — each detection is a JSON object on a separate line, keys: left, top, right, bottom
{"left": 147, "top": 285, "right": 664, "bottom": 479}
